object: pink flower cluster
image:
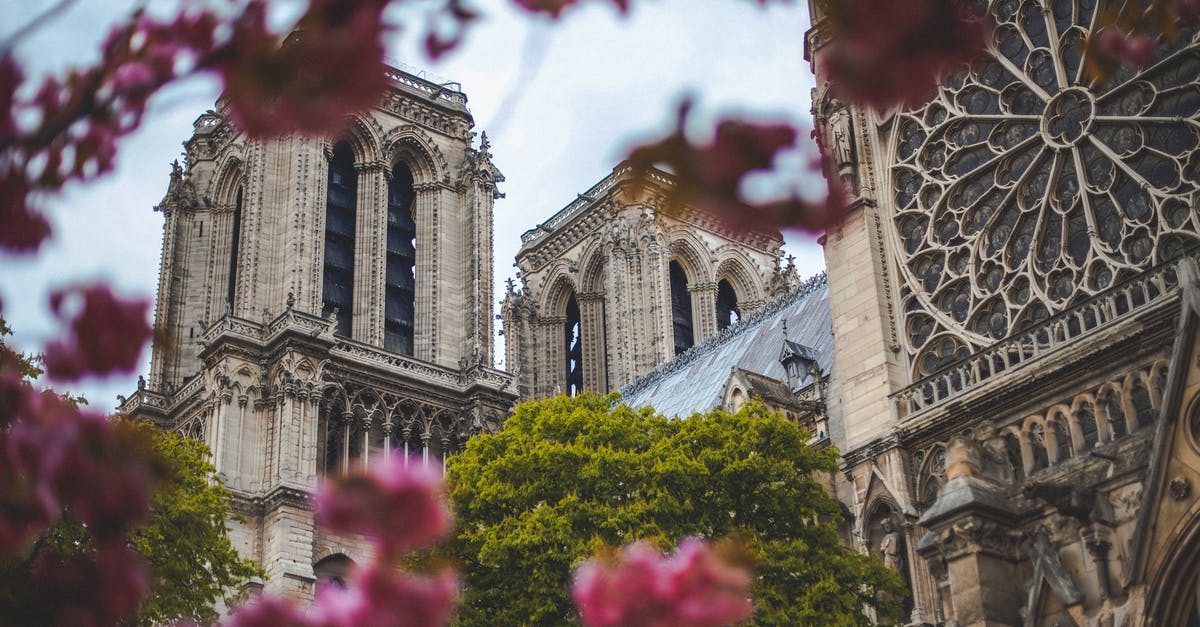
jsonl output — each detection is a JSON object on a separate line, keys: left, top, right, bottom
{"left": 42, "top": 285, "right": 152, "bottom": 381}
{"left": 0, "top": 385, "right": 160, "bottom": 625}
{"left": 572, "top": 538, "right": 754, "bottom": 627}
{"left": 3, "top": 0, "right": 457, "bottom": 254}
{"left": 1, "top": 10, "right": 220, "bottom": 253}
{"left": 512, "top": 0, "right": 631, "bottom": 19}
{"left": 227, "top": 454, "right": 458, "bottom": 627}
{"left": 819, "top": 0, "right": 992, "bottom": 108}
{"left": 314, "top": 458, "right": 451, "bottom": 560}
{"left": 629, "top": 102, "right": 844, "bottom": 234}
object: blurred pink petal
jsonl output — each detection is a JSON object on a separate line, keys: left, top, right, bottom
{"left": 43, "top": 285, "right": 151, "bottom": 381}
{"left": 572, "top": 539, "right": 753, "bottom": 627}
{"left": 314, "top": 453, "right": 451, "bottom": 559}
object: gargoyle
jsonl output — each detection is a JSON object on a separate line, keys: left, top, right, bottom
{"left": 1022, "top": 480, "right": 1101, "bottom": 524}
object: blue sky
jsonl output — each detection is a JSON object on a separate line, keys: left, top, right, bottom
{"left": 0, "top": 0, "right": 822, "bottom": 408}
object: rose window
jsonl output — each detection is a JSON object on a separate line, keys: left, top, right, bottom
{"left": 890, "top": 0, "right": 1200, "bottom": 378}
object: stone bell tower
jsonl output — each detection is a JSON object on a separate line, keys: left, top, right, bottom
{"left": 123, "top": 66, "right": 515, "bottom": 600}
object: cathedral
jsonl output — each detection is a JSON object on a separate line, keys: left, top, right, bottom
{"left": 121, "top": 68, "right": 515, "bottom": 599}
{"left": 125, "top": 0, "right": 1200, "bottom": 624}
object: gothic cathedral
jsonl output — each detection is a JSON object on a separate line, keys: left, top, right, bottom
{"left": 808, "top": 0, "right": 1200, "bottom": 624}
{"left": 502, "top": 163, "right": 801, "bottom": 399}
{"left": 122, "top": 69, "right": 515, "bottom": 599}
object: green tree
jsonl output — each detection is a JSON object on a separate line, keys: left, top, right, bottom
{"left": 444, "top": 393, "right": 905, "bottom": 626}
{"left": 127, "top": 421, "right": 263, "bottom": 625}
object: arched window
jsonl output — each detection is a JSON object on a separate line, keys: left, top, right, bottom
{"left": 1078, "top": 405, "right": 1099, "bottom": 450}
{"left": 323, "top": 142, "right": 357, "bottom": 337}
{"left": 385, "top": 162, "right": 416, "bottom": 355}
{"left": 1029, "top": 423, "right": 1049, "bottom": 471}
{"left": 1133, "top": 381, "right": 1156, "bottom": 428}
{"left": 669, "top": 261, "right": 694, "bottom": 355}
{"left": 1003, "top": 434, "right": 1024, "bottom": 482}
{"left": 226, "top": 186, "right": 243, "bottom": 310}
{"left": 1105, "top": 393, "right": 1128, "bottom": 439}
{"left": 565, "top": 294, "right": 583, "bottom": 396}
{"left": 716, "top": 279, "right": 740, "bottom": 330}
{"left": 314, "top": 554, "right": 354, "bottom": 592}
{"left": 1051, "top": 420, "right": 1072, "bottom": 462}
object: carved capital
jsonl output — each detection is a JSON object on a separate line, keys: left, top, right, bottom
{"left": 922, "top": 517, "right": 1023, "bottom": 562}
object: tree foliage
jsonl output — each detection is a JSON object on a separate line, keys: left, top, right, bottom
{"left": 127, "top": 421, "right": 262, "bottom": 626}
{"left": 444, "top": 394, "right": 906, "bottom": 626}
{"left": 0, "top": 319, "right": 260, "bottom": 625}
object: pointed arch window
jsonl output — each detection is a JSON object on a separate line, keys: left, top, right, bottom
{"left": 565, "top": 294, "right": 583, "bottom": 396}
{"left": 226, "top": 186, "right": 243, "bottom": 310}
{"left": 716, "top": 279, "right": 740, "bottom": 330}
{"left": 323, "top": 142, "right": 357, "bottom": 337}
{"left": 1105, "top": 393, "right": 1128, "bottom": 439}
{"left": 385, "top": 162, "right": 416, "bottom": 355}
{"left": 1133, "top": 381, "right": 1156, "bottom": 428}
{"left": 1051, "top": 420, "right": 1072, "bottom": 462}
{"left": 669, "top": 261, "right": 694, "bottom": 355}
{"left": 1029, "top": 423, "right": 1049, "bottom": 471}
{"left": 1003, "top": 434, "right": 1024, "bottom": 483}
{"left": 1078, "top": 405, "right": 1099, "bottom": 450}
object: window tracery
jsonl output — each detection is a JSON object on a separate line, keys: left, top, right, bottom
{"left": 889, "top": 0, "right": 1200, "bottom": 379}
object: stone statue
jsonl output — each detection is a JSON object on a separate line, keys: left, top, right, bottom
{"left": 880, "top": 518, "right": 905, "bottom": 573}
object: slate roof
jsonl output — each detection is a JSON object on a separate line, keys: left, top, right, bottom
{"left": 619, "top": 274, "right": 833, "bottom": 417}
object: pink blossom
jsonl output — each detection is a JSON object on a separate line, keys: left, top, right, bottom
{"left": 314, "top": 453, "right": 450, "bottom": 559}
{"left": 511, "top": 0, "right": 630, "bottom": 19}
{"left": 572, "top": 538, "right": 754, "bottom": 627}
{"left": 51, "top": 413, "right": 159, "bottom": 541}
{"left": 1177, "top": 0, "right": 1200, "bottom": 23}
{"left": 820, "top": 0, "right": 991, "bottom": 108}
{"left": 0, "top": 55, "right": 21, "bottom": 138}
{"left": 424, "top": 0, "right": 480, "bottom": 60}
{"left": 23, "top": 543, "right": 150, "bottom": 627}
{"left": 225, "top": 595, "right": 316, "bottom": 627}
{"left": 313, "top": 564, "right": 459, "bottom": 627}
{"left": 629, "top": 103, "right": 845, "bottom": 234}
{"left": 1097, "top": 29, "right": 1158, "bottom": 70}
{"left": 0, "top": 173, "right": 51, "bottom": 253}
{"left": 217, "top": 0, "right": 392, "bottom": 137}
{"left": 43, "top": 285, "right": 152, "bottom": 381}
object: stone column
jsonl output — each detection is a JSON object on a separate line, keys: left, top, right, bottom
{"left": 353, "top": 161, "right": 387, "bottom": 345}
{"left": 413, "top": 182, "right": 440, "bottom": 363}
{"left": 691, "top": 281, "right": 718, "bottom": 343}
{"left": 605, "top": 245, "right": 634, "bottom": 388}
{"left": 916, "top": 436, "right": 1023, "bottom": 627}
{"left": 538, "top": 317, "right": 566, "bottom": 397}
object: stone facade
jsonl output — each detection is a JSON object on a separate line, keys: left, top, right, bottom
{"left": 502, "top": 163, "right": 799, "bottom": 399}
{"left": 121, "top": 68, "right": 515, "bottom": 601}
{"left": 805, "top": 1, "right": 1200, "bottom": 624}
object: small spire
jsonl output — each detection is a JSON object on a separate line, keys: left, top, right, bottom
{"left": 782, "top": 318, "right": 789, "bottom": 342}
